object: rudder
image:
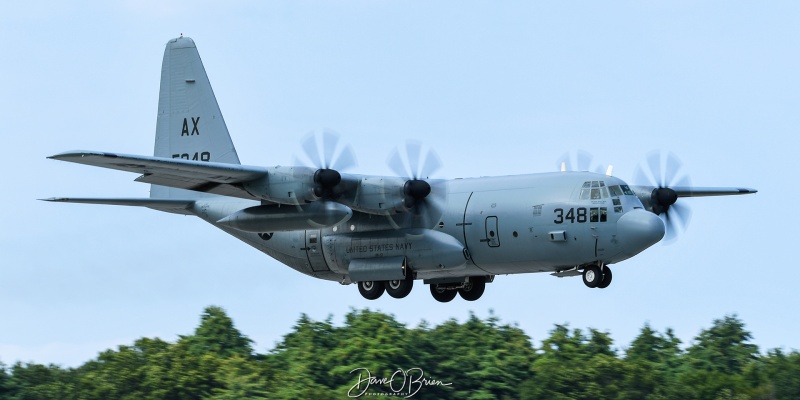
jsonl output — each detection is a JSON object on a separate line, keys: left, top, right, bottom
{"left": 152, "top": 36, "right": 240, "bottom": 199}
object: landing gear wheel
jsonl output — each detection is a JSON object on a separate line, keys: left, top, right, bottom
{"left": 430, "top": 284, "right": 458, "bottom": 303}
{"left": 459, "top": 277, "right": 486, "bottom": 301}
{"left": 598, "top": 267, "right": 613, "bottom": 289}
{"left": 582, "top": 265, "right": 602, "bottom": 288}
{"left": 358, "top": 281, "right": 385, "bottom": 300}
{"left": 386, "top": 278, "right": 414, "bottom": 299}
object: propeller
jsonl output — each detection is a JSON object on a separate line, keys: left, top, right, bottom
{"left": 295, "top": 128, "right": 358, "bottom": 199}
{"left": 387, "top": 140, "right": 445, "bottom": 228}
{"left": 633, "top": 151, "right": 693, "bottom": 242}
{"left": 556, "top": 150, "right": 606, "bottom": 174}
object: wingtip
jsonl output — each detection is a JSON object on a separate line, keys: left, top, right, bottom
{"left": 47, "top": 151, "right": 117, "bottom": 161}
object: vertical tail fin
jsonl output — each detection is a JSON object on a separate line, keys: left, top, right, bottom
{"left": 151, "top": 36, "right": 240, "bottom": 199}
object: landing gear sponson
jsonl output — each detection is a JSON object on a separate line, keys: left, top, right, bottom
{"left": 357, "top": 276, "right": 493, "bottom": 302}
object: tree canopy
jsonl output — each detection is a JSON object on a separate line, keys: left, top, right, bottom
{"left": 2, "top": 307, "right": 798, "bottom": 399}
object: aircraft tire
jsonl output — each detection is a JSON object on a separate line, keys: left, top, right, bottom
{"left": 358, "top": 281, "right": 385, "bottom": 300}
{"left": 582, "top": 265, "right": 602, "bottom": 288}
{"left": 386, "top": 278, "right": 414, "bottom": 299}
{"left": 430, "top": 284, "right": 458, "bottom": 303}
{"left": 597, "top": 267, "right": 613, "bottom": 289}
{"left": 459, "top": 277, "right": 486, "bottom": 301}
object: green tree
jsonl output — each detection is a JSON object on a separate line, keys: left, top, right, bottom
{"left": 7, "top": 362, "right": 76, "bottom": 400}
{"left": 0, "top": 361, "right": 11, "bottom": 399}
{"left": 620, "top": 324, "right": 686, "bottom": 399}
{"left": 687, "top": 315, "right": 758, "bottom": 375}
{"left": 627, "top": 324, "right": 683, "bottom": 366}
{"left": 326, "top": 309, "right": 415, "bottom": 396}
{"left": 425, "top": 311, "right": 535, "bottom": 400}
{"left": 676, "top": 315, "right": 759, "bottom": 399}
{"left": 184, "top": 306, "right": 253, "bottom": 359}
{"left": 521, "top": 325, "right": 623, "bottom": 400}
{"left": 208, "top": 355, "right": 270, "bottom": 400}
{"left": 71, "top": 337, "right": 171, "bottom": 399}
{"left": 267, "top": 313, "right": 339, "bottom": 399}
{"left": 755, "top": 349, "right": 800, "bottom": 400}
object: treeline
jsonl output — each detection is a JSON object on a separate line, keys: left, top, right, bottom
{"left": 2, "top": 307, "right": 799, "bottom": 399}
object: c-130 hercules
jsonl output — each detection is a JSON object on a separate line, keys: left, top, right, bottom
{"left": 46, "top": 37, "right": 756, "bottom": 302}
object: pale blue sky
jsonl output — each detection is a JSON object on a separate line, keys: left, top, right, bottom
{"left": 1, "top": 1, "right": 796, "bottom": 367}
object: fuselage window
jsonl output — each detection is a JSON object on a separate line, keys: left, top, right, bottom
{"left": 612, "top": 198, "right": 623, "bottom": 213}
{"left": 589, "top": 207, "right": 608, "bottom": 222}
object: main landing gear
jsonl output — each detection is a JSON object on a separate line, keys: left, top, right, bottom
{"left": 357, "top": 276, "right": 414, "bottom": 300}
{"left": 357, "top": 276, "right": 489, "bottom": 302}
{"left": 430, "top": 276, "right": 486, "bottom": 303}
{"left": 582, "top": 265, "right": 612, "bottom": 289}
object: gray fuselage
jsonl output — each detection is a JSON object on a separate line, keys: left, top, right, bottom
{"left": 191, "top": 171, "right": 660, "bottom": 284}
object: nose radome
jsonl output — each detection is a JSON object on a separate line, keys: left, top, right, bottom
{"left": 616, "top": 209, "right": 665, "bottom": 257}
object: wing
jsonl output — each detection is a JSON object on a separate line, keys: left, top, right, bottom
{"left": 672, "top": 187, "right": 758, "bottom": 197}
{"left": 49, "top": 151, "right": 268, "bottom": 200}
{"left": 41, "top": 197, "right": 196, "bottom": 215}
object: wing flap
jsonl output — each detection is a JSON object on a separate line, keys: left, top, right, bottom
{"left": 134, "top": 173, "right": 254, "bottom": 199}
{"left": 41, "top": 197, "right": 196, "bottom": 215}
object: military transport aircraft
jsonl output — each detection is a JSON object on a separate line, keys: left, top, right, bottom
{"left": 45, "top": 37, "right": 756, "bottom": 302}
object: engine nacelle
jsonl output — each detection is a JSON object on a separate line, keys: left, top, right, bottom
{"left": 338, "top": 176, "right": 410, "bottom": 215}
{"left": 216, "top": 202, "right": 352, "bottom": 232}
{"left": 242, "top": 166, "right": 321, "bottom": 205}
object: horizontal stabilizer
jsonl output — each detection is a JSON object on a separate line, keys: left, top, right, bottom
{"left": 41, "top": 197, "right": 196, "bottom": 215}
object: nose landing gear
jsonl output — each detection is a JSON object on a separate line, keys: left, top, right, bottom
{"left": 583, "top": 265, "right": 612, "bottom": 289}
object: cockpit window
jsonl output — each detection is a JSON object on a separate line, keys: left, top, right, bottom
{"left": 608, "top": 185, "right": 623, "bottom": 197}
{"left": 580, "top": 181, "right": 612, "bottom": 200}
{"left": 620, "top": 185, "right": 635, "bottom": 195}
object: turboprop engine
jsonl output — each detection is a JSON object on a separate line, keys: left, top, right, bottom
{"left": 242, "top": 166, "right": 342, "bottom": 205}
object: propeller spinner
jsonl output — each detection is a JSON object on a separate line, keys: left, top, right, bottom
{"left": 633, "top": 151, "right": 693, "bottom": 242}
{"left": 387, "top": 140, "right": 445, "bottom": 228}
{"left": 297, "top": 128, "right": 357, "bottom": 200}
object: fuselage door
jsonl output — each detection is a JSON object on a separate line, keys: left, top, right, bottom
{"left": 484, "top": 216, "right": 500, "bottom": 247}
{"left": 305, "top": 230, "right": 330, "bottom": 272}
